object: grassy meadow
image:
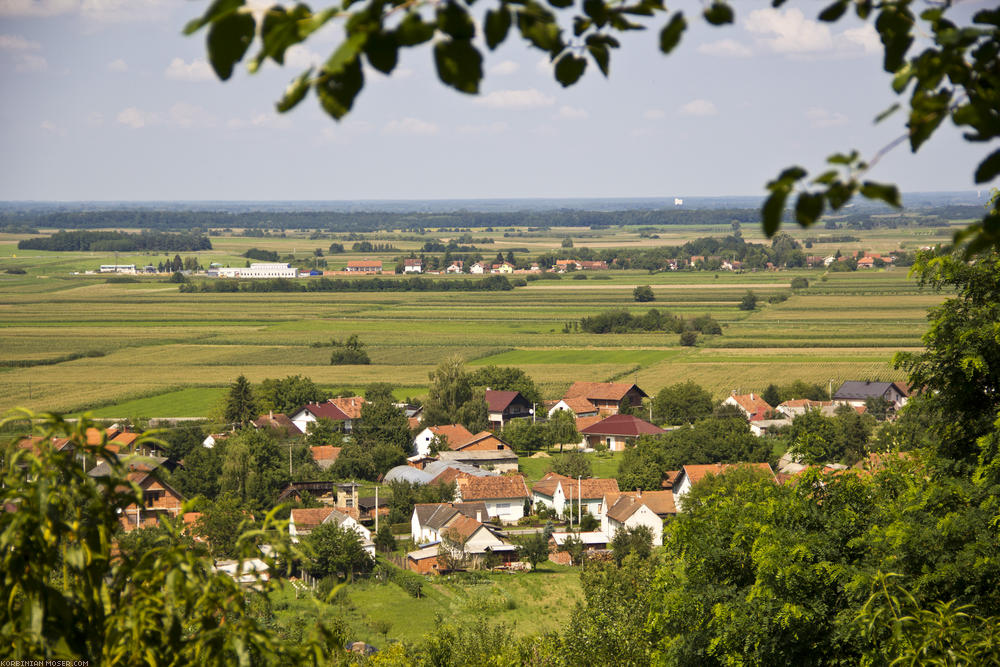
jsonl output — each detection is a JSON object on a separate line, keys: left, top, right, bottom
{"left": 0, "top": 223, "right": 947, "bottom": 417}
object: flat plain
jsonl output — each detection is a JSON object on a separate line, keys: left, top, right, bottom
{"left": 0, "top": 223, "right": 948, "bottom": 417}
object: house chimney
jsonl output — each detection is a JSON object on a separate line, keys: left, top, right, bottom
{"left": 637, "top": 488, "right": 642, "bottom": 498}
{"left": 269, "top": 410, "right": 273, "bottom": 420}
{"left": 476, "top": 511, "right": 482, "bottom": 523}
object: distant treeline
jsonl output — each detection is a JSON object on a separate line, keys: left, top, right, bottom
{"left": 579, "top": 308, "right": 722, "bottom": 335}
{"left": 179, "top": 275, "right": 514, "bottom": 293}
{"left": 17, "top": 230, "right": 212, "bottom": 252}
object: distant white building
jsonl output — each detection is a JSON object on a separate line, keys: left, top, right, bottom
{"left": 217, "top": 263, "right": 298, "bottom": 279}
{"left": 99, "top": 264, "right": 136, "bottom": 274}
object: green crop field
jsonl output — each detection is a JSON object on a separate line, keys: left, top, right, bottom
{"left": 0, "top": 225, "right": 945, "bottom": 416}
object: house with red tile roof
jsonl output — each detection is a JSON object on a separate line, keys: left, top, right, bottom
{"left": 563, "top": 382, "right": 648, "bottom": 416}
{"left": 531, "top": 472, "right": 620, "bottom": 517}
{"left": 289, "top": 506, "right": 374, "bottom": 555}
{"left": 329, "top": 396, "right": 366, "bottom": 421}
{"left": 290, "top": 401, "right": 351, "bottom": 434}
{"left": 403, "top": 258, "right": 423, "bottom": 273}
{"left": 723, "top": 392, "right": 774, "bottom": 421}
{"left": 600, "top": 493, "right": 664, "bottom": 546}
{"left": 310, "top": 446, "right": 342, "bottom": 469}
{"left": 547, "top": 396, "right": 599, "bottom": 419}
{"left": 673, "top": 463, "right": 776, "bottom": 510}
{"left": 485, "top": 389, "right": 533, "bottom": 429}
{"left": 252, "top": 411, "right": 300, "bottom": 435}
{"left": 455, "top": 474, "right": 530, "bottom": 523}
{"left": 579, "top": 414, "right": 666, "bottom": 452}
{"left": 412, "top": 424, "right": 476, "bottom": 457}
{"left": 345, "top": 260, "right": 383, "bottom": 273}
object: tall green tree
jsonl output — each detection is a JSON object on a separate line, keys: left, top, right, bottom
{"left": 256, "top": 374, "right": 328, "bottom": 415}
{"left": 468, "top": 365, "right": 542, "bottom": 405}
{"left": 422, "top": 357, "right": 487, "bottom": 431}
{"left": 305, "top": 521, "right": 373, "bottom": 580}
{"left": 353, "top": 392, "right": 411, "bottom": 450}
{"left": 652, "top": 380, "right": 714, "bottom": 425}
{"left": 224, "top": 374, "right": 258, "bottom": 426}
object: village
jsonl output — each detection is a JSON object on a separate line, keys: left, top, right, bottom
{"left": 14, "top": 374, "right": 911, "bottom": 591}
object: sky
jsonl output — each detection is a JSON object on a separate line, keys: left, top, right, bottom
{"left": 0, "top": 0, "right": 990, "bottom": 201}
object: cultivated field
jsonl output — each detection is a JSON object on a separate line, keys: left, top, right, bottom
{"left": 0, "top": 225, "right": 944, "bottom": 417}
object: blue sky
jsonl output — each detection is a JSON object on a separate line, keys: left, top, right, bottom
{"left": 0, "top": 0, "right": 988, "bottom": 201}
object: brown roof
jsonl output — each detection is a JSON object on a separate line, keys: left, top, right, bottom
{"left": 778, "top": 399, "right": 832, "bottom": 409}
{"left": 404, "top": 258, "right": 422, "bottom": 266}
{"left": 533, "top": 474, "right": 620, "bottom": 500}
{"left": 608, "top": 490, "right": 676, "bottom": 516}
{"left": 485, "top": 390, "right": 524, "bottom": 413}
{"left": 559, "top": 397, "right": 598, "bottom": 414}
{"left": 347, "top": 260, "right": 383, "bottom": 268}
{"left": 661, "top": 470, "right": 681, "bottom": 489}
{"left": 430, "top": 467, "right": 477, "bottom": 486}
{"left": 579, "top": 414, "right": 666, "bottom": 437}
{"left": 408, "top": 416, "right": 422, "bottom": 429}
{"left": 428, "top": 424, "right": 476, "bottom": 448}
{"left": 605, "top": 495, "right": 651, "bottom": 523}
{"left": 290, "top": 507, "right": 336, "bottom": 531}
{"left": 455, "top": 431, "right": 511, "bottom": 451}
{"left": 310, "top": 446, "right": 342, "bottom": 462}
{"left": 329, "top": 396, "right": 366, "bottom": 420}
{"left": 299, "top": 402, "right": 350, "bottom": 421}
{"left": 575, "top": 415, "right": 604, "bottom": 432}
{"left": 728, "top": 393, "right": 773, "bottom": 419}
{"left": 253, "top": 412, "right": 298, "bottom": 431}
{"left": 443, "top": 514, "right": 485, "bottom": 543}
{"left": 681, "top": 463, "right": 775, "bottom": 486}
{"left": 457, "top": 474, "right": 530, "bottom": 501}
{"left": 111, "top": 431, "right": 139, "bottom": 447}
{"left": 564, "top": 382, "right": 647, "bottom": 402}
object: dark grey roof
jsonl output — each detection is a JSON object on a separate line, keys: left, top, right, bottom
{"left": 833, "top": 381, "right": 899, "bottom": 400}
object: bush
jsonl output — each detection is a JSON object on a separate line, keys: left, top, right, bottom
{"left": 767, "top": 292, "right": 789, "bottom": 304}
{"left": 790, "top": 276, "right": 809, "bottom": 289}
{"left": 680, "top": 331, "right": 698, "bottom": 346}
{"left": 633, "top": 285, "right": 655, "bottom": 302}
{"left": 572, "top": 273, "right": 588, "bottom": 280}
{"left": 739, "top": 291, "right": 758, "bottom": 311}
{"left": 4, "top": 268, "right": 26, "bottom": 274}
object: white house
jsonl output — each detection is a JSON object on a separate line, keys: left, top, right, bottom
{"left": 411, "top": 423, "right": 475, "bottom": 457}
{"left": 403, "top": 258, "right": 423, "bottom": 273}
{"left": 289, "top": 507, "right": 374, "bottom": 556}
{"left": 531, "top": 473, "right": 619, "bottom": 518}
{"left": 411, "top": 502, "right": 490, "bottom": 544}
{"left": 469, "top": 262, "right": 488, "bottom": 274}
{"left": 290, "top": 401, "right": 351, "bottom": 434}
{"left": 455, "top": 475, "right": 530, "bottom": 524}
{"left": 601, "top": 495, "right": 663, "bottom": 546}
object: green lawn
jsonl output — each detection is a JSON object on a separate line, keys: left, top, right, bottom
{"left": 83, "top": 386, "right": 226, "bottom": 418}
{"left": 270, "top": 564, "right": 583, "bottom": 646}
{"left": 519, "top": 451, "right": 621, "bottom": 481}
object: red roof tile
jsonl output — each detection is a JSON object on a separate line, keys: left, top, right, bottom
{"left": 564, "top": 382, "right": 646, "bottom": 402}
{"left": 300, "top": 402, "right": 350, "bottom": 421}
{"left": 457, "top": 474, "right": 529, "bottom": 501}
{"left": 579, "top": 414, "right": 665, "bottom": 437}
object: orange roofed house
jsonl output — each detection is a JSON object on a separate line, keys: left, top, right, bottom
{"left": 88, "top": 455, "right": 185, "bottom": 532}
{"left": 531, "top": 472, "right": 620, "bottom": 518}
{"left": 455, "top": 474, "right": 530, "bottom": 524}
{"left": 723, "top": 392, "right": 774, "bottom": 421}
{"left": 673, "top": 463, "right": 776, "bottom": 510}
{"left": 579, "top": 414, "right": 666, "bottom": 452}
{"left": 345, "top": 260, "right": 383, "bottom": 273}
{"left": 412, "top": 423, "right": 476, "bottom": 457}
{"left": 563, "top": 382, "right": 648, "bottom": 416}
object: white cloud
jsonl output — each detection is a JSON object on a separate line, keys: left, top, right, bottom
{"left": 839, "top": 24, "right": 880, "bottom": 55}
{"left": 489, "top": 60, "right": 519, "bottom": 76}
{"left": 697, "top": 38, "right": 752, "bottom": 58}
{"left": 116, "top": 106, "right": 158, "bottom": 128}
{"left": 0, "top": 0, "right": 169, "bottom": 21}
{"left": 678, "top": 99, "right": 718, "bottom": 117}
{"left": 805, "top": 107, "right": 848, "bottom": 128}
{"left": 106, "top": 58, "right": 127, "bottom": 72}
{"left": 284, "top": 45, "right": 322, "bottom": 69}
{"left": 0, "top": 34, "right": 40, "bottom": 50}
{"left": 457, "top": 122, "right": 508, "bottom": 135}
{"left": 745, "top": 8, "right": 880, "bottom": 58}
{"left": 15, "top": 53, "right": 47, "bottom": 71}
{"left": 556, "top": 105, "right": 588, "bottom": 120}
{"left": 642, "top": 109, "right": 666, "bottom": 121}
{"left": 164, "top": 57, "right": 214, "bottom": 82}
{"left": 0, "top": 0, "right": 77, "bottom": 17}
{"left": 475, "top": 88, "right": 555, "bottom": 110}
{"left": 382, "top": 117, "right": 439, "bottom": 136}
{"left": 226, "top": 112, "right": 292, "bottom": 130}
{"left": 40, "top": 119, "right": 65, "bottom": 135}
{"left": 115, "top": 103, "right": 215, "bottom": 129}
{"left": 745, "top": 8, "right": 833, "bottom": 54}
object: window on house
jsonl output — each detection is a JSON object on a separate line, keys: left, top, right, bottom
{"left": 496, "top": 503, "right": 510, "bottom": 512}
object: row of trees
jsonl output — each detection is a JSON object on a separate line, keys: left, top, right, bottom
{"left": 179, "top": 274, "right": 514, "bottom": 293}
{"left": 578, "top": 308, "right": 721, "bottom": 336}
{"left": 17, "top": 230, "right": 212, "bottom": 252}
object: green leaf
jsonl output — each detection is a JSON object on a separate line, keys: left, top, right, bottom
{"left": 275, "top": 68, "right": 313, "bottom": 113}
{"left": 548, "top": 0, "right": 573, "bottom": 8}
{"left": 554, "top": 53, "right": 587, "bottom": 86}
{"left": 254, "top": 4, "right": 313, "bottom": 68}
{"left": 397, "top": 13, "right": 435, "bottom": 46}
{"left": 973, "top": 149, "right": 1000, "bottom": 184}
{"left": 438, "top": 2, "right": 476, "bottom": 40}
{"left": 207, "top": 10, "right": 256, "bottom": 81}
{"left": 517, "top": 9, "right": 562, "bottom": 53}
{"left": 818, "top": 1, "right": 848, "bottom": 22}
{"left": 364, "top": 32, "right": 398, "bottom": 75}
{"left": 703, "top": 2, "right": 733, "bottom": 26}
{"left": 761, "top": 191, "right": 788, "bottom": 237}
{"left": 485, "top": 8, "right": 512, "bottom": 50}
{"left": 659, "top": 12, "right": 686, "bottom": 54}
{"left": 184, "top": 0, "right": 243, "bottom": 35}
{"left": 433, "top": 39, "right": 483, "bottom": 94}
{"left": 776, "top": 166, "right": 807, "bottom": 182}
{"left": 583, "top": 0, "right": 608, "bottom": 25}
{"left": 587, "top": 42, "right": 610, "bottom": 76}
{"left": 316, "top": 58, "right": 364, "bottom": 120}
{"left": 794, "top": 192, "right": 824, "bottom": 225}
{"left": 874, "top": 103, "right": 900, "bottom": 123}
{"left": 325, "top": 33, "right": 367, "bottom": 76}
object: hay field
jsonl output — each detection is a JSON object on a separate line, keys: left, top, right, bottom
{"left": 0, "top": 229, "right": 943, "bottom": 416}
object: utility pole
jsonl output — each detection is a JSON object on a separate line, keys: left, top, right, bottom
{"left": 375, "top": 486, "right": 379, "bottom": 534}
{"left": 578, "top": 475, "right": 582, "bottom": 526}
